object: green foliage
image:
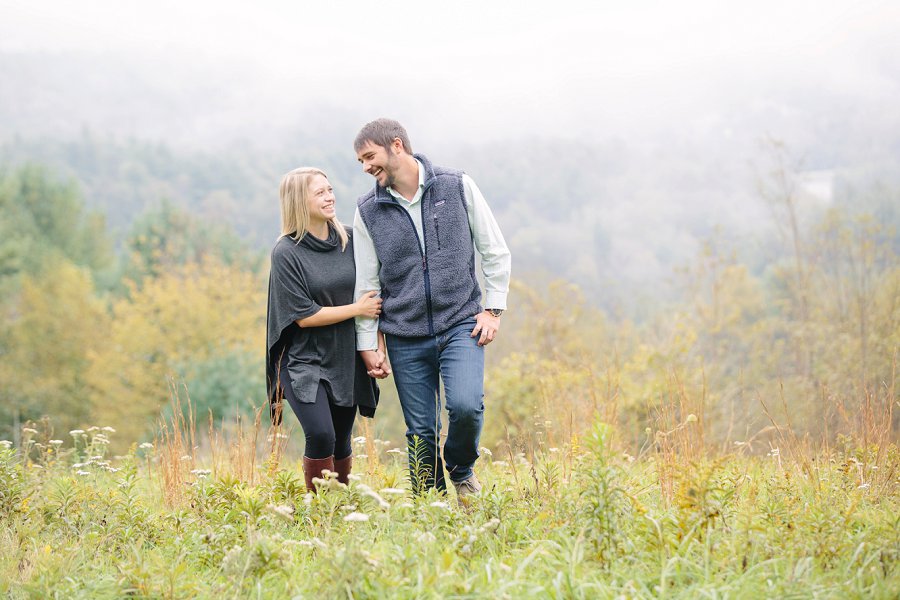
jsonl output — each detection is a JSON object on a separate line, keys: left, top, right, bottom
{"left": 0, "top": 164, "right": 112, "bottom": 286}
{"left": 172, "top": 349, "right": 263, "bottom": 423}
{"left": 1, "top": 426, "right": 899, "bottom": 598}
{"left": 122, "top": 200, "right": 261, "bottom": 287}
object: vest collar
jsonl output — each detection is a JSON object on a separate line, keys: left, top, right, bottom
{"left": 373, "top": 153, "right": 437, "bottom": 204}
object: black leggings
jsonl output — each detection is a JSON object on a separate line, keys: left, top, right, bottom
{"left": 279, "top": 368, "right": 356, "bottom": 460}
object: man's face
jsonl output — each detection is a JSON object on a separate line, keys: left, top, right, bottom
{"left": 357, "top": 140, "right": 401, "bottom": 188}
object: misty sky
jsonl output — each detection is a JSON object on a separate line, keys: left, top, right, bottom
{"left": 2, "top": 0, "right": 899, "bottom": 145}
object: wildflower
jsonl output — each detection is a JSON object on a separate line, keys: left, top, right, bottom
{"left": 644, "top": 427, "right": 652, "bottom": 435}
{"left": 549, "top": 447, "right": 559, "bottom": 453}
{"left": 685, "top": 414, "right": 698, "bottom": 423}
{"left": 429, "top": 501, "right": 450, "bottom": 510}
{"left": 344, "top": 512, "right": 370, "bottom": 522}
{"left": 69, "top": 429, "right": 85, "bottom": 436}
{"left": 416, "top": 531, "right": 437, "bottom": 543}
{"left": 267, "top": 504, "right": 295, "bottom": 522}
{"left": 340, "top": 504, "right": 358, "bottom": 512}
{"left": 76, "top": 470, "right": 91, "bottom": 476}
{"left": 858, "top": 483, "right": 871, "bottom": 490}
{"left": 386, "top": 448, "right": 405, "bottom": 454}
{"left": 0, "top": 441, "right": 12, "bottom": 449}
{"left": 49, "top": 440, "right": 63, "bottom": 446}
{"left": 139, "top": 442, "right": 154, "bottom": 450}
{"left": 180, "top": 455, "right": 191, "bottom": 461}
{"left": 87, "top": 426, "right": 99, "bottom": 432}
{"left": 106, "top": 467, "right": 120, "bottom": 473}
{"left": 355, "top": 454, "right": 368, "bottom": 459}
{"left": 22, "top": 427, "right": 38, "bottom": 435}
{"left": 101, "top": 426, "right": 116, "bottom": 433}
{"left": 380, "top": 488, "right": 406, "bottom": 495}
{"left": 353, "top": 436, "right": 367, "bottom": 445}
{"left": 347, "top": 473, "right": 362, "bottom": 481}
{"left": 479, "top": 447, "right": 493, "bottom": 457}
{"left": 360, "top": 488, "right": 390, "bottom": 510}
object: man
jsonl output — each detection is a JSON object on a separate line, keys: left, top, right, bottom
{"left": 352, "top": 118, "right": 511, "bottom": 500}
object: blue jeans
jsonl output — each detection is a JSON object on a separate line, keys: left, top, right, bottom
{"left": 386, "top": 319, "right": 485, "bottom": 491}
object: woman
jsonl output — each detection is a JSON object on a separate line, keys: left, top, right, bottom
{"left": 266, "top": 167, "right": 386, "bottom": 492}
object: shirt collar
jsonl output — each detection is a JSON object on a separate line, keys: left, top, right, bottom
{"left": 387, "top": 159, "right": 425, "bottom": 204}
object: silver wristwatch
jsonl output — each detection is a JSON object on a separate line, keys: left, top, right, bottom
{"left": 487, "top": 308, "right": 504, "bottom": 318}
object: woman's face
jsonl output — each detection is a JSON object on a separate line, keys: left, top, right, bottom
{"left": 306, "top": 174, "right": 336, "bottom": 224}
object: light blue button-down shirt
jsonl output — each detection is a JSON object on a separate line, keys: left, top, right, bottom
{"left": 353, "top": 160, "right": 511, "bottom": 350}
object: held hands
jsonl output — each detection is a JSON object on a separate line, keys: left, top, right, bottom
{"left": 360, "top": 349, "right": 392, "bottom": 379}
{"left": 471, "top": 310, "right": 501, "bottom": 346}
{"left": 355, "top": 291, "right": 382, "bottom": 318}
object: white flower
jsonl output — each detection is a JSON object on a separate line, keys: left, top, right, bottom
{"left": 479, "top": 447, "right": 493, "bottom": 457}
{"left": 49, "top": 440, "right": 64, "bottom": 446}
{"left": 139, "top": 442, "right": 154, "bottom": 450}
{"left": 429, "top": 501, "right": 450, "bottom": 509}
{"left": 347, "top": 473, "right": 362, "bottom": 481}
{"left": 858, "top": 483, "right": 871, "bottom": 490}
{"left": 87, "top": 426, "right": 99, "bottom": 432}
{"left": 76, "top": 470, "right": 91, "bottom": 476}
{"left": 0, "top": 440, "right": 12, "bottom": 449}
{"left": 267, "top": 504, "right": 295, "bottom": 522}
{"left": 386, "top": 448, "right": 405, "bottom": 454}
{"left": 353, "top": 436, "right": 367, "bottom": 445}
{"left": 344, "top": 512, "right": 370, "bottom": 522}
{"left": 22, "top": 427, "right": 38, "bottom": 435}
{"left": 549, "top": 447, "right": 559, "bottom": 453}
{"left": 72, "top": 463, "right": 86, "bottom": 469}
{"left": 69, "top": 430, "right": 85, "bottom": 436}
{"left": 101, "top": 426, "right": 116, "bottom": 433}
{"left": 180, "top": 455, "right": 191, "bottom": 461}
{"left": 362, "top": 489, "right": 390, "bottom": 510}
{"left": 380, "top": 488, "right": 406, "bottom": 495}
{"left": 340, "top": 504, "right": 358, "bottom": 512}
{"left": 355, "top": 454, "right": 368, "bottom": 459}
{"left": 416, "top": 531, "right": 437, "bottom": 544}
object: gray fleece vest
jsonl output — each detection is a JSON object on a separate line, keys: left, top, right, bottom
{"left": 357, "top": 153, "right": 481, "bottom": 337}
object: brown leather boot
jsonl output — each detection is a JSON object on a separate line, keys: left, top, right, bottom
{"left": 334, "top": 455, "right": 352, "bottom": 485}
{"left": 303, "top": 455, "right": 334, "bottom": 493}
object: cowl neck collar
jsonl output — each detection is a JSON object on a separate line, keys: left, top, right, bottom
{"left": 298, "top": 223, "right": 340, "bottom": 252}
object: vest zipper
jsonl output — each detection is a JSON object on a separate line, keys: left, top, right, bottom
{"left": 389, "top": 202, "right": 435, "bottom": 336}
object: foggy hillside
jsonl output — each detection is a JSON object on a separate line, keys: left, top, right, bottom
{"left": 2, "top": 18, "right": 899, "bottom": 315}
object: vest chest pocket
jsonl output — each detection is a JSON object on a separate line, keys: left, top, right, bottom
{"left": 432, "top": 212, "right": 442, "bottom": 250}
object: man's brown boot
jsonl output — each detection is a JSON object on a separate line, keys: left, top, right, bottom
{"left": 303, "top": 455, "right": 335, "bottom": 493}
{"left": 334, "top": 455, "right": 352, "bottom": 485}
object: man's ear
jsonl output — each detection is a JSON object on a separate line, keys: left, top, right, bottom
{"left": 391, "top": 137, "right": 405, "bottom": 155}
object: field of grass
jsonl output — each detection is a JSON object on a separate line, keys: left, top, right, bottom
{"left": 1, "top": 419, "right": 899, "bottom": 599}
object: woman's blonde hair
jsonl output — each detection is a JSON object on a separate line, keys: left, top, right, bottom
{"left": 278, "top": 167, "right": 349, "bottom": 250}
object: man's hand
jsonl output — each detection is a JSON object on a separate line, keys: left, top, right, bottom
{"left": 471, "top": 310, "right": 501, "bottom": 346}
{"left": 360, "top": 349, "right": 392, "bottom": 379}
